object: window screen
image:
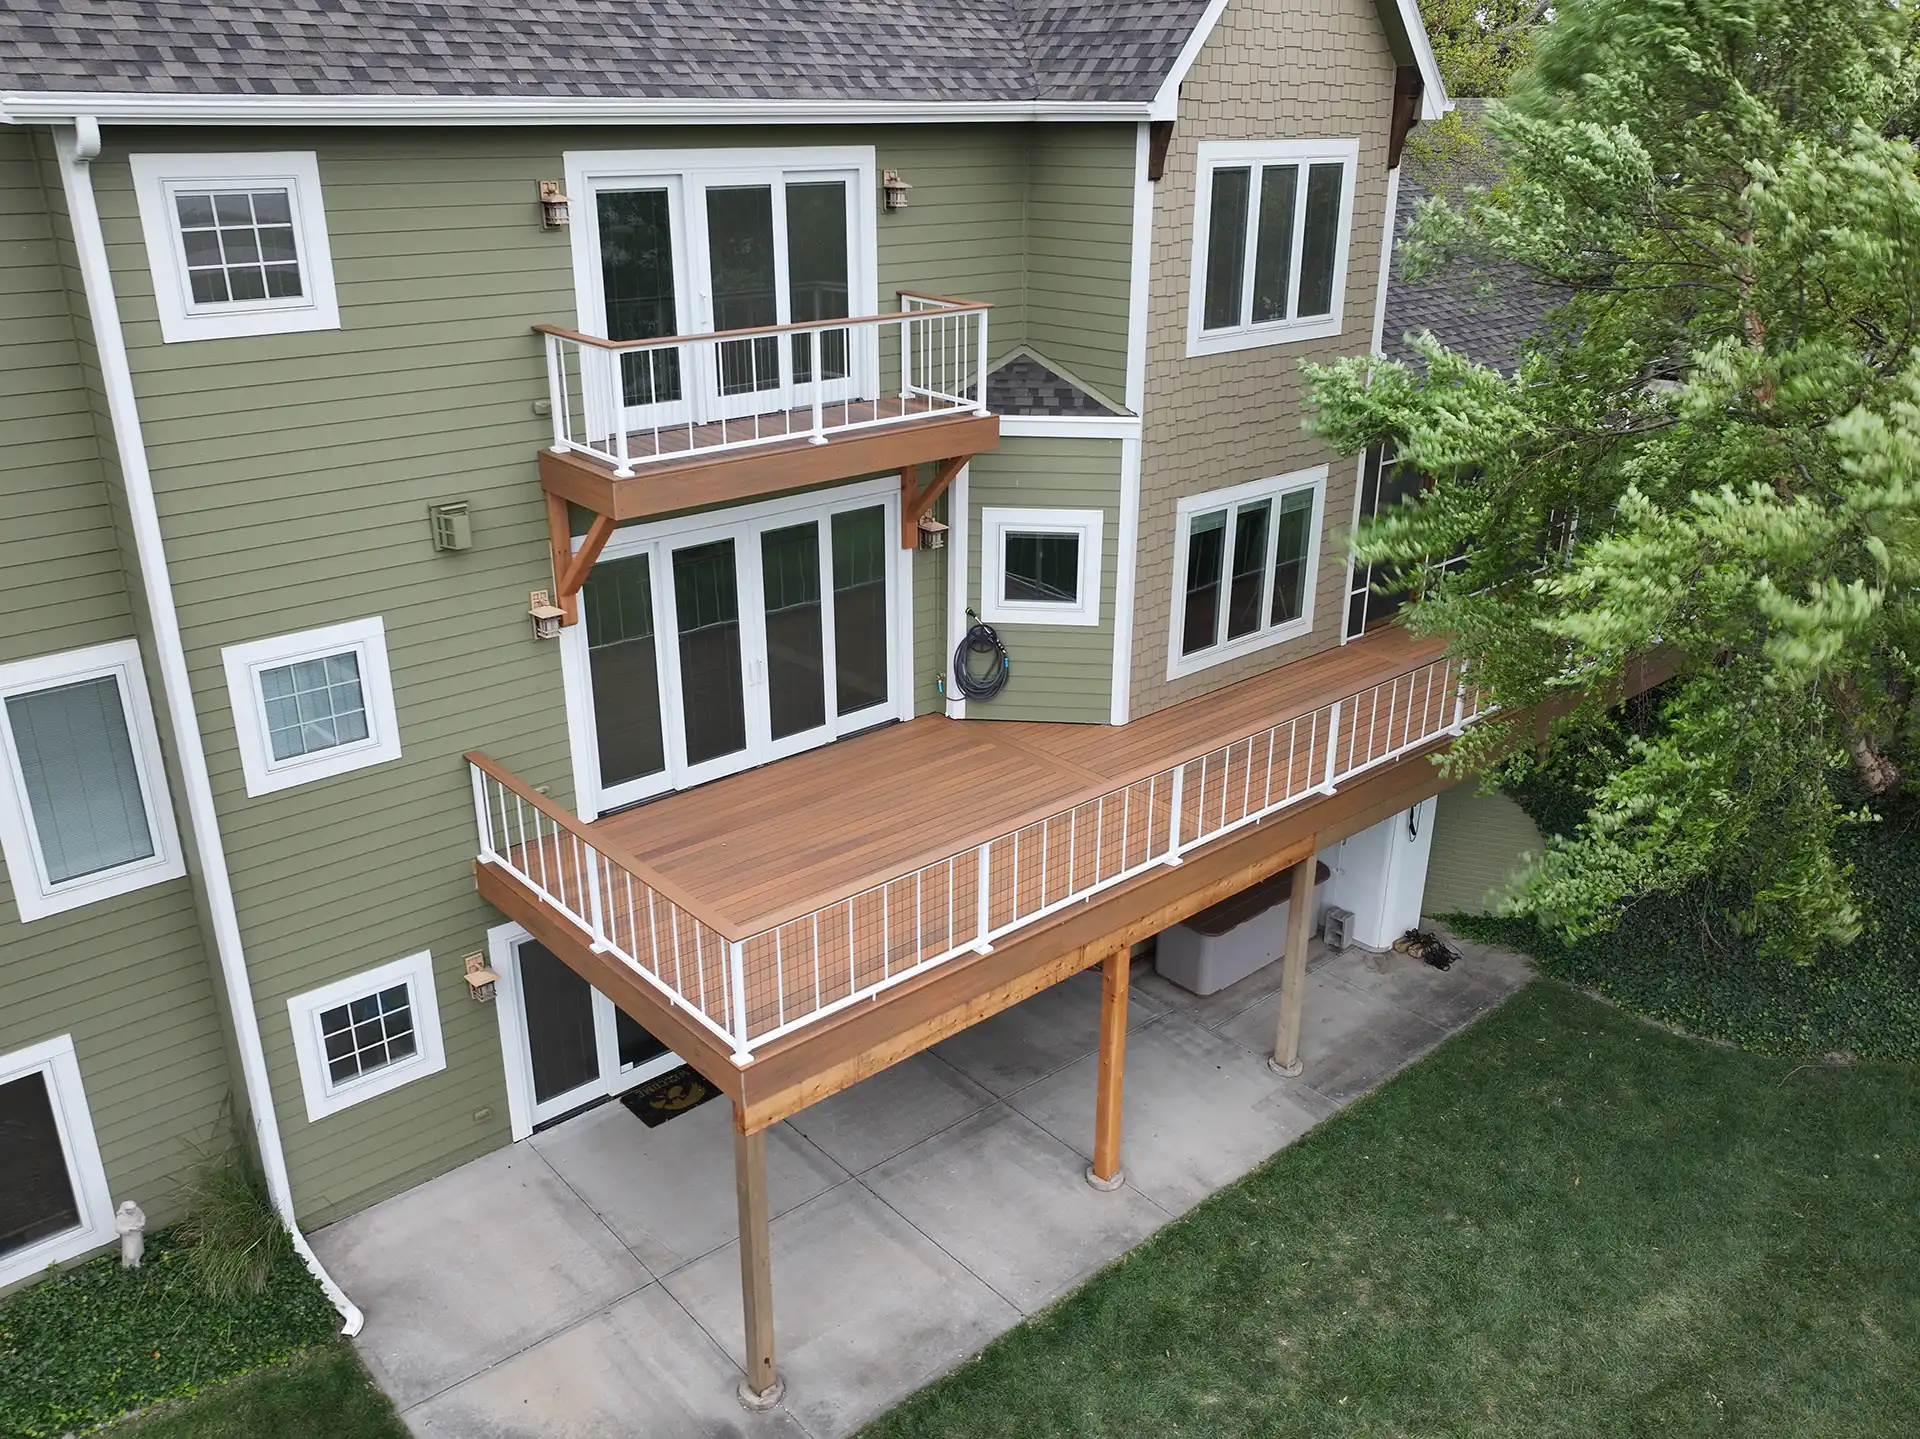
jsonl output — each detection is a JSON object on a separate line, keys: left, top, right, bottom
{"left": 0, "top": 1070, "right": 81, "bottom": 1260}
{"left": 174, "top": 189, "right": 302, "bottom": 305}
{"left": 258, "top": 652, "right": 369, "bottom": 762}
{"left": 5, "top": 677, "right": 154, "bottom": 885}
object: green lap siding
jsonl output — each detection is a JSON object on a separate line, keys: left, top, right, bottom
{"left": 1422, "top": 786, "right": 1544, "bottom": 917}
{"left": 964, "top": 436, "right": 1122, "bottom": 724}
{"left": 1025, "top": 124, "right": 1138, "bottom": 405}
{"left": 0, "top": 128, "right": 233, "bottom": 1265}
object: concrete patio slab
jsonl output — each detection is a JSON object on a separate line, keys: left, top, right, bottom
{"left": 785, "top": 1052, "right": 996, "bottom": 1175}
{"left": 310, "top": 1146, "right": 648, "bottom": 1410}
{"left": 1007, "top": 1012, "right": 1341, "bottom": 1215}
{"left": 530, "top": 1097, "right": 847, "bottom": 1278}
{"left": 662, "top": 1181, "right": 1021, "bottom": 1438}
{"left": 1130, "top": 937, "right": 1337, "bottom": 1030}
{"left": 862, "top": 1103, "right": 1170, "bottom": 1313}
{"left": 932, "top": 966, "right": 1166, "bottom": 1098}
{"left": 1327, "top": 933, "right": 1533, "bottom": 1031}
{"left": 1215, "top": 966, "right": 1450, "bottom": 1102}
{"left": 405, "top": 1283, "right": 809, "bottom": 1439}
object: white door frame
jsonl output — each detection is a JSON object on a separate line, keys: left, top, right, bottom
{"left": 561, "top": 475, "right": 915, "bottom": 820}
{"left": 487, "top": 921, "right": 682, "bottom": 1141}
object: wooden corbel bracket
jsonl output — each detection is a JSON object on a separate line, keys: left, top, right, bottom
{"left": 900, "top": 455, "right": 969, "bottom": 548}
{"left": 545, "top": 491, "right": 617, "bottom": 626}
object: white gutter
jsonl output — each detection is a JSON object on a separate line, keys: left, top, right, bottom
{"left": 53, "top": 118, "right": 362, "bottom": 1338}
{"left": 4, "top": 92, "right": 1154, "bottom": 127}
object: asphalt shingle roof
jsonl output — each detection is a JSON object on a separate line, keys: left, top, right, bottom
{"left": 985, "top": 352, "right": 1122, "bottom": 416}
{"left": 0, "top": 0, "right": 1213, "bottom": 102}
{"left": 1381, "top": 100, "right": 1566, "bottom": 373}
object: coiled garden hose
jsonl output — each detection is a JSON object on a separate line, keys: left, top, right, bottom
{"left": 952, "top": 610, "right": 1011, "bottom": 701}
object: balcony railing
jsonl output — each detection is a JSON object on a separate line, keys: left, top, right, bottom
{"left": 469, "top": 653, "right": 1483, "bottom": 1066}
{"left": 536, "top": 291, "right": 991, "bottom": 478}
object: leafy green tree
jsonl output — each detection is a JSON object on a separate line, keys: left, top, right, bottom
{"left": 1421, "top": 0, "right": 1546, "bottom": 97}
{"left": 1307, "top": 0, "right": 1920, "bottom": 962}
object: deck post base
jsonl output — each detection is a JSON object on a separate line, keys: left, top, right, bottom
{"left": 1084, "top": 1164, "right": 1127, "bottom": 1192}
{"left": 736, "top": 1376, "right": 787, "bottom": 1412}
{"left": 1267, "top": 1056, "right": 1305, "bottom": 1078}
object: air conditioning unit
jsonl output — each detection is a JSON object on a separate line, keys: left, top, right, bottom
{"left": 1322, "top": 906, "right": 1356, "bottom": 951}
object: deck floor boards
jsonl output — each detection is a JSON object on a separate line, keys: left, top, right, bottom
{"left": 591, "top": 626, "right": 1447, "bottom": 936}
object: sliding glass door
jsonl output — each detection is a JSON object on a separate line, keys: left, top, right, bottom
{"left": 575, "top": 484, "right": 903, "bottom": 811}
{"left": 507, "top": 934, "right": 677, "bottom": 1129}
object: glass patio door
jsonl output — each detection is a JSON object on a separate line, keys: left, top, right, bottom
{"left": 509, "top": 935, "right": 676, "bottom": 1128}
{"left": 597, "top": 182, "right": 694, "bottom": 436}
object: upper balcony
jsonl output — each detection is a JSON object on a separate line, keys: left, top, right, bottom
{"left": 535, "top": 292, "right": 1001, "bottom": 527}
{"left": 466, "top": 625, "right": 1486, "bottom": 1122}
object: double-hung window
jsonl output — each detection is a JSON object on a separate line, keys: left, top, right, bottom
{"left": 1170, "top": 467, "right": 1326, "bottom": 678}
{"left": 980, "top": 508, "right": 1104, "bottom": 627}
{"left": 131, "top": 152, "right": 340, "bottom": 344}
{"left": 0, "top": 1036, "right": 116, "bottom": 1287}
{"left": 287, "top": 951, "right": 446, "bottom": 1121}
{"left": 222, "top": 617, "right": 402, "bottom": 797}
{"left": 0, "top": 641, "right": 185, "bottom": 922}
{"left": 1188, "top": 139, "right": 1358, "bottom": 355}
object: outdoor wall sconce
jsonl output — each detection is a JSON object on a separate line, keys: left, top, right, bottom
{"left": 917, "top": 513, "right": 948, "bottom": 550}
{"left": 882, "top": 169, "right": 913, "bottom": 212}
{"left": 463, "top": 952, "right": 500, "bottom": 1003}
{"left": 539, "top": 180, "right": 571, "bottom": 229}
{"left": 528, "top": 589, "right": 564, "bottom": 640}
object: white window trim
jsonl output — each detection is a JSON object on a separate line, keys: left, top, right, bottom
{"left": 1166, "top": 465, "right": 1327, "bottom": 681}
{"left": 979, "top": 507, "right": 1105, "bottom": 627}
{"left": 1186, "top": 138, "right": 1359, "bottom": 357}
{"left": 287, "top": 950, "right": 447, "bottom": 1122}
{"left": 221, "top": 617, "right": 402, "bottom": 797}
{"left": 0, "top": 1035, "right": 116, "bottom": 1288}
{"left": 0, "top": 639, "right": 186, "bottom": 923}
{"left": 130, "top": 151, "right": 341, "bottom": 344}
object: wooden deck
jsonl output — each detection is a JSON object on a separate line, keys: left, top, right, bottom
{"left": 592, "top": 624, "right": 1445, "bottom": 937}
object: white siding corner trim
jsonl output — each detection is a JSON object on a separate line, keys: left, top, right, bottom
{"left": 0, "top": 1035, "right": 117, "bottom": 1288}
{"left": 287, "top": 951, "right": 447, "bottom": 1123}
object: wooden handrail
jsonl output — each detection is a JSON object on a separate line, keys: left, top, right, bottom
{"left": 532, "top": 297, "right": 994, "bottom": 354}
{"left": 464, "top": 750, "right": 741, "bottom": 938}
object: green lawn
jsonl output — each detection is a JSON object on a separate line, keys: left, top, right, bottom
{"left": 863, "top": 983, "right": 1920, "bottom": 1439}
{"left": 117, "top": 1344, "right": 406, "bottom": 1438}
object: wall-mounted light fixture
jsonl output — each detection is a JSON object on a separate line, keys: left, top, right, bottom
{"left": 917, "top": 513, "right": 948, "bottom": 550}
{"left": 539, "top": 180, "right": 571, "bottom": 229}
{"left": 528, "top": 589, "right": 564, "bottom": 640}
{"left": 463, "top": 952, "right": 500, "bottom": 1003}
{"left": 882, "top": 169, "right": 913, "bottom": 212}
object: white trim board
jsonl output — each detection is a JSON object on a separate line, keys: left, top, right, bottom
{"left": 997, "top": 414, "right": 1140, "bottom": 440}
{"left": 1111, "top": 118, "right": 1156, "bottom": 725}
{"left": 0, "top": 1034, "right": 117, "bottom": 1289}
{"left": 979, "top": 507, "right": 1106, "bottom": 628}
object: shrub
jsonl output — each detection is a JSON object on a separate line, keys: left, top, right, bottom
{"left": 176, "top": 1150, "right": 290, "bottom": 1302}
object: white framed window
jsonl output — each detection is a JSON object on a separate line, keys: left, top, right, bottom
{"left": 1168, "top": 466, "right": 1327, "bottom": 680}
{"left": 222, "top": 617, "right": 402, "bottom": 797}
{"left": 1187, "top": 139, "right": 1359, "bottom": 356}
{"left": 0, "top": 1035, "right": 117, "bottom": 1288}
{"left": 0, "top": 640, "right": 185, "bottom": 923}
{"left": 131, "top": 151, "right": 340, "bottom": 344}
{"left": 979, "top": 507, "right": 1104, "bottom": 627}
{"left": 287, "top": 951, "right": 446, "bottom": 1122}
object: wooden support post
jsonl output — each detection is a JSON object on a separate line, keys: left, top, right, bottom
{"left": 1087, "top": 945, "right": 1130, "bottom": 1191}
{"left": 733, "top": 1117, "right": 784, "bottom": 1410}
{"left": 1268, "top": 854, "right": 1320, "bottom": 1077}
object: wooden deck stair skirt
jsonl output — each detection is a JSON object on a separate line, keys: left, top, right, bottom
{"left": 466, "top": 626, "right": 1483, "bottom": 1077}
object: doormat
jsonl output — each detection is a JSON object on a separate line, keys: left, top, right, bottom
{"left": 620, "top": 1064, "right": 720, "bottom": 1128}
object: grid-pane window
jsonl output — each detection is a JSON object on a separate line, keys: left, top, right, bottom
{"left": 318, "top": 983, "right": 417, "bottom": 1086}
{"left": 6, "top": 676, "right": 154, "bottom": 885}
{"left": 174, "top": 189, "right": 303, "bottom": 306}
{"left": 1176, "top": 472, "right": 1322, "bottom": 672}
{"left": 1194, "top": 144, "right": 1353, "bottom": 350}
{"left": 259, "top": 652, "right": 369, "bottom": 762}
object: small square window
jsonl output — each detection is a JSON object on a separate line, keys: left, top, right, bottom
{"left": 1188, "top": 140, "right": 1357, "bottom": 357}
{"left": 980, "top": 508, "right": 1104, "bottom": 627}
{"left": 132, "top": 152, "right": 340, "bottom": 344}
{"left": 222, "top": 618, "right": 402, "bottom": 797}
{"left": 0, "top": 641, "right": 186, "bottom": 922}
{"left": 288, "top": 953, "right": 446, "bottom": 1122}
{"left": 1169, "top": 468, "right": 1326, "bottom": 679}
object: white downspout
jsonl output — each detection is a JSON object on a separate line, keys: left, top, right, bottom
{"left": 54, "top": 118, "right": 362, "bottom": 1337}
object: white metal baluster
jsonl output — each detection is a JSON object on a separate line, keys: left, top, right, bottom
{"left": 901, "top": 313, "right": 913, "bottom": 403}
{"left": 846, "top": 903, "right": 856, "bottom": 993}
{"left": 647, "top": 889, "right": 662, "bottom": 979}
{"left": 915, "top": 871, "right": 924, "bottom": 967}
{"left": 544, "top": 335, "right": 569, "bottom": 453}
{"left": 1325, "top": 699, "right": 1343, "bottom": 788}
{"left": 811, "top": 913, "right": 821, "bottom": 1012}
{"left": 809, "top": 330, "right": 827, "bottom": 444}
{"left": 1067, "top": 809, "right": 1078, "bottom": 899}
{"left": 946, "top": 856, "right": 956, "bottom": 954}
{"left": 1166, "top": 761, "right": 1186, "bottom": 864}
{"left": 973, "top": 842, "right": 993, "bottom": 952}
{"left": 774, "top": 929, "right": 786, "bottom": 1028}
{"left": 728, "top": 939, "right": 753, "bottom": 1063}
{"left": 882, "top": 883, "right": 891, "bottom": 980}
